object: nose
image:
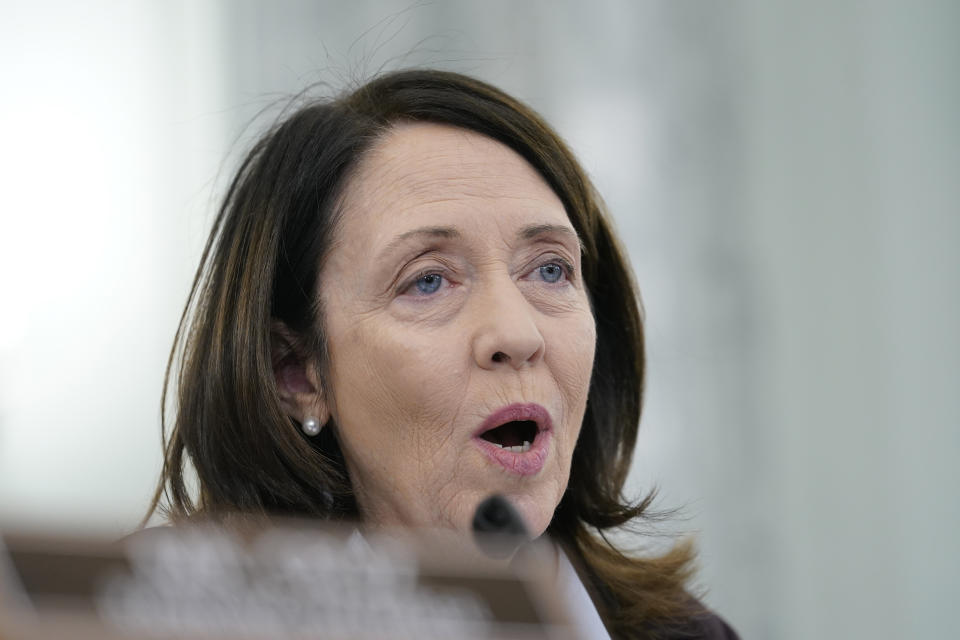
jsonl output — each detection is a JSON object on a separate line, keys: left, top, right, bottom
{"left": 471, "top": 281, "right": 545, "bottom": 370}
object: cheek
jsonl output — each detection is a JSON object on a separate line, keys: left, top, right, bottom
{"left": 325, "top": 318, "right": 468, "bottom": 459}
{"left": 549, "top": 311, "right": 597, "bottom": 417}
{"left": 539, "top": 310, "right": 595, "bottom": 487}
{"left": 325, "top": 318, "right": 480, "bottom": 528}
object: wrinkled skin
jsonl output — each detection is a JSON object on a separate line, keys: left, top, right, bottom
{"left": 279, "top": 122, "right": 596, "bottom": 538}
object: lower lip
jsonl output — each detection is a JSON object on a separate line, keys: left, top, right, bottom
{"left": 473, "top": 429, "right": 551, "bottom": 476}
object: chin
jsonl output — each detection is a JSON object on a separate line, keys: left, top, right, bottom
{"left": 503, "top": 491, "right": 559, "bottom": 539}
{"left": 436, "top": 490, "right": 552, "bottom": 542}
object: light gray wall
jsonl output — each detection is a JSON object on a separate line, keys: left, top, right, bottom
{"left": 0, "top": 1, "right": 229, "bottom": 531}
{"left": 735, "top": 1, "right": 960, "bottom": 636}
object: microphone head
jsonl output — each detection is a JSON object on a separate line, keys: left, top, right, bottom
{"left": 472, "top": 495, "right": 529, "bottom": 558}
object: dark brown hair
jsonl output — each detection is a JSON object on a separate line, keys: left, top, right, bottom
{"left": 148, "top": 69, "right": 698, "bottom": 638}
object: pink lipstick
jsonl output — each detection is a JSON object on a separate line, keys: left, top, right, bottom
{"left": 472, "top": 403, "right": 552, "bottom": 476}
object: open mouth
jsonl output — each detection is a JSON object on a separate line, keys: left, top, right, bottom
{"left": 479, "top": 420, "right": 538, "bottom": 452}
{"left": 472, "top": 403, "right": 552, "bottom": 476}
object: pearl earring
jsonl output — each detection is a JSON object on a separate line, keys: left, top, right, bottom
{"left": 301, "top": 416, "right": 322, "bottom": 437}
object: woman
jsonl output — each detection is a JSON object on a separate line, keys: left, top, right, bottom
{"left": 147, "top": 69, "right": 737, "bottom": 639}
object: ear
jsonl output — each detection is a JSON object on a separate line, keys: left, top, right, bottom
{"left": 271, "top": 320, "right": 329, "bottom": 428}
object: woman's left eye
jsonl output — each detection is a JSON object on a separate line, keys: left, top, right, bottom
{"left": 527, "top": 256, "right": 574, "bottom": 284}
{"left": 538, "top": 262, "right": 565, "bottom": 283}
{"left": 415, "top": 273, "right": 443, "bottom": 294}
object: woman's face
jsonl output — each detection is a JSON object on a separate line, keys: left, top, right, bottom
{"left": 318, "top": 122, "right": 596, "bottom": 538}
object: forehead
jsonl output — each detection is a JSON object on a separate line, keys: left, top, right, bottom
{"left": 337, "top": 122, "right": 569, "bottom": 237}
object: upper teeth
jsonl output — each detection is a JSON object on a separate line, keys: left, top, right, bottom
{"left": 492, "top": 441, "right": 531, "bottom": 453}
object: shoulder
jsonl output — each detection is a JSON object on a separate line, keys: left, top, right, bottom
{"left": 644, "top": 605, "right": 740, "bottom": 640}
{"left": 693, "top": 611, "right": 740, "bottom": 639}
{"left": 556, "top": 542, "right": 738, "bottom": 639}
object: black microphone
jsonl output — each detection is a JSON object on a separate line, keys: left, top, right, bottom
{"left": 472, "top": 494, "right": 529, "bottom": 558}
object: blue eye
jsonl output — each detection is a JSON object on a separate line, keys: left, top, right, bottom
{"left": 414, "top": 273, "right": 443, "bottom": 294}
{"left": 538, "top": 262, "right": 565, "bottom": 283}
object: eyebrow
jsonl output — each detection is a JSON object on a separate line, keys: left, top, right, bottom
{"left": 398, "top": 226, "right": 461, "bottom": 242}
{"left": 520, "top": 223, "right": 585, "bottom": 251}
{"left": 381, "top": 222, "right": 583, "bottom": 257}
{"left": 380, "top": 226, "right": 462, "bottom": 257}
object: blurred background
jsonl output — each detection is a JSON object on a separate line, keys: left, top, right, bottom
{"left": 1, "top": 1, "right": 957, "bottom": 637}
